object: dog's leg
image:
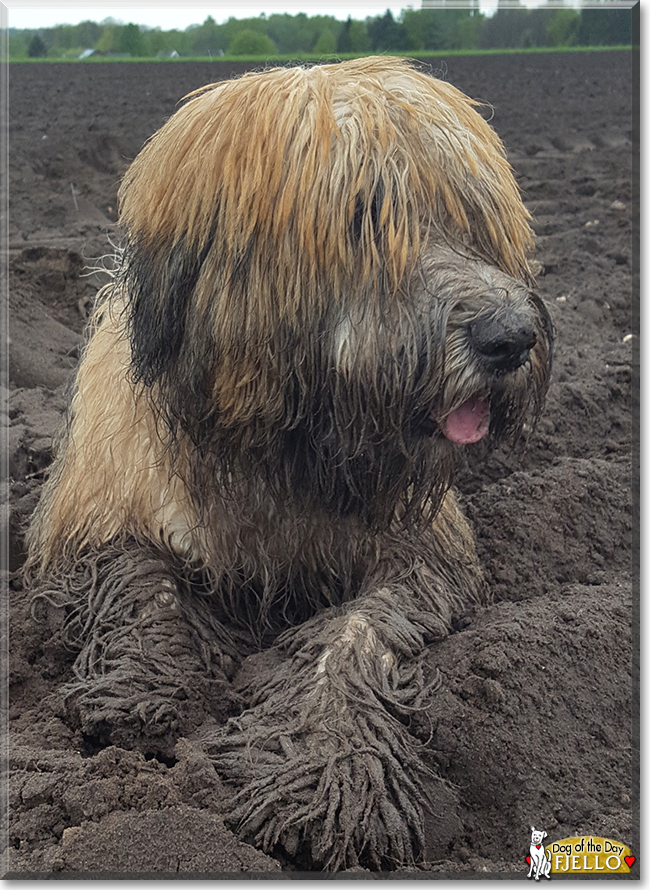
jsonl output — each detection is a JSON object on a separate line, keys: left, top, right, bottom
{"left": 205, "top": 589, "right": 457, "bottom": 869}
{"left": 204, "top": 492, "right": 483, "bottom": 870}
{"left": 31, "top": 540, "right": 241, "bottom": 755}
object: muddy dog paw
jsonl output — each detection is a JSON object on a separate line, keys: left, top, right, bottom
{"left": 31, "top": 542, "right": 241, "bottom": 755}
{"left": 202, "top": 592, "right": 455, "bottom": 870}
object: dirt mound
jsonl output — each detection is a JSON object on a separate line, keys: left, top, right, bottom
{"left": 6, "top": 51, "right": 636, "bottom": 876}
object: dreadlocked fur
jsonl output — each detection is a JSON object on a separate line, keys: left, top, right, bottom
{"left": 25, "top": 57, "right": 553, "bottom": 870}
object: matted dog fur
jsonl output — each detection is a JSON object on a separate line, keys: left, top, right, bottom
{"left": 26, "top": 57, "right": 552, "bottom": 870}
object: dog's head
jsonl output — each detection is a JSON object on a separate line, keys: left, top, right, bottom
{"left": 530, "top": 827, "right": 548, "bottom": 846}
{"left": 115, "top": 57, "right": 552, "bottom": 528}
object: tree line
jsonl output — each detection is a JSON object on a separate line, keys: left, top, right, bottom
{"left": 12, "top": 6, "right": 632, "bottom": 61}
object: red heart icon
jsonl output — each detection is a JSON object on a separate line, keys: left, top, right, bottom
{"left": 526, "top": 855, "right": 531, "bottom": 865}
{"left": 624, "top": 855, "right": 635, "bottom": 868}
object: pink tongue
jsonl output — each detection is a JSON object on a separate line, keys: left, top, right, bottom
{"left": 443, "top": 397, "right": 490, "bottom": 444}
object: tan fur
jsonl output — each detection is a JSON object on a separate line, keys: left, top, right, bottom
{"left": 122, "top": 57, "right": 532, "bottom": 283}
{"left": 26, "top": 290, "right": 194, "bottom": 568}
{"left": 118, "top": 57, "right": 534, "bottom": 429}
{"left": 28, "top": 57, "right": 536, "bottom": 581}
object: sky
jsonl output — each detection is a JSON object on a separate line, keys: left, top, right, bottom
{"left": 4, "top": 0, "right": 506, "bottom": 31}
{"left": 5, "top": 1, "right": 417, "bottom": 30}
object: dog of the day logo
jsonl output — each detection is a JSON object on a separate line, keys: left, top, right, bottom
{"left": 526, "top": 830, "right": 635, "bottom": 877}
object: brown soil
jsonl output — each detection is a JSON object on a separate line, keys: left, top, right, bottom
{"left": 5, "top": 52, "right": 637, "bottom": 876}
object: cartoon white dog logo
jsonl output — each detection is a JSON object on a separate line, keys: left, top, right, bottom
{"left": 527, "top": 827, "right": 552, "bottom": 880}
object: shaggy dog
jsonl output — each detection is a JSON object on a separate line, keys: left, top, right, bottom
{"left": 26, "top": 58, "right": 552, "bottom": 870}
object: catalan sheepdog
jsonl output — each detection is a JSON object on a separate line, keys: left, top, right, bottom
{"left": 27, "top": 57, "right": 552, "bottom": 870}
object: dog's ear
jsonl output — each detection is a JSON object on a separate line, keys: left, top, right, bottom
{"left": 543, "top": 831, "right": 548, "bottom": 840}
{"left": 124, "top": 234, "right": 210, "bottom": 391}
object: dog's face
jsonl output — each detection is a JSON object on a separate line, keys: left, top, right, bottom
{"left": 115, "top": 58, "right": 552, "bottom": 529}
{"left": 278, "top": 243, "right": 552, "bottom": 527}
{"left": 413, "top": 247, "right": 552, "bottom": 447}
{"left": 531, "top": 828, "right": 548, "bottom": 846}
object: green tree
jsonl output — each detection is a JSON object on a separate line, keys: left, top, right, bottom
{"left": 228, "top": 29, "right": 277, "bottom": 56}
{"left": 480, "top": 5, "right": 534, "bottom": 49}
{"left": 348, "top": 20, "right": 370, "bottom": 52}
{"left": 267, "top": 12, "right": 309, "bottom": 53}
{"left": 524, "top": 8, "right": 555, "bottom": 47}
{"left": 27, "top": 34, "right": 47, "bottom": 57}
{"left": 456, "top": 11, "right": 484, "bottom": 49}
{"left": 337, "top": 15, "right": 371, "bottom": 53}
{"left": 95, "top": 22, "right": 121, "bottom": 53}
{"left": 402, "top": 8, "right": 479, "bottom": 51}
{"left": 314, "top": 26, "right": 336, "bottom": 54}
{"left": 49, "top": 24, "right": 77, "bottom": 50}
{"left": 9, "top": 31, "right": 30, "bottom": 58}
{"left": 337, "top": 16, "right": 352, "bottom": 52}
{"left": 189, "top": 15, "right": 223, "bottom": 55}
{"left": 403, "top": 9, "right": 444, "bottom": 50}
{"left": 367, "top": 10, "right": 408, "bottom": 52}
{"left": 576, "top": 6, "right": 632, "bottom": 45}
{"left": 76, "top": 20, "right": 102, "bottom": 48}
{"left": 143, "top": 26, "right": 187, "bottom": 56}
{"left": 140, "top": 27, "right": 163, "bottom": 56}
{"left": 119, "top": 23, "right": 145, "bottom": 56}
{"left": 546, "top": 8, "right": 579, "bottom": 46}
{"left": 220, "top": 17, "right": 267, "bottom": 52}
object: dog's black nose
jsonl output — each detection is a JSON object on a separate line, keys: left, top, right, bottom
{"left": 468, "top": 315, "right": 537, "bottom": 373}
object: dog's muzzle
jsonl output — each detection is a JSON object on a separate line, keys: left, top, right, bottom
{"left": 468, "top": 312, "right": 537, "bottom": 373}
{"left": 426, "top": 308, "right": 540, "bottom": 446}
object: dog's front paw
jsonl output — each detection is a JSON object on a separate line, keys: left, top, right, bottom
{"left": 203, "top": 593, "right": 464, "bottom": 869}
{"left": 33, "top": 544, "right": 241, "bottom": 754}
{"left": 203, "top": 709, "right": 429, "bottom": 870}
